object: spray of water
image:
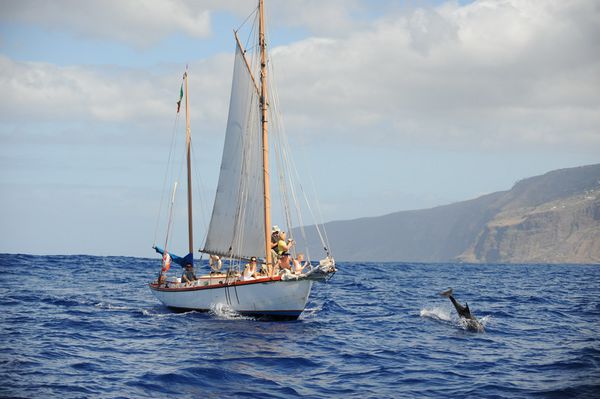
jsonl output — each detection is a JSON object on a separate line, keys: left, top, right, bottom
{"left": 421, "top": 306, "right": 491, "bottom": 332}
{"left": 299, "top": 304, "right": 322, "bottom": 320}
{"left": 420, "top": 306, "right": 452, "bottom": 322}
{"left": 209, "top": 303, "right": 252, "bottom": 320}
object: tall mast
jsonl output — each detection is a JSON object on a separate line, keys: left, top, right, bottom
{"left": 184, "top": 70, "right": 194, "bottom": 256}
{"left": 259, "top": 0, "right": 272, "bottom": 271}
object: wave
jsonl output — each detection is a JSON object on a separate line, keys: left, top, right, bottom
{"left": 299, "top": 304, "right": 323, "bottom": 320}
{"left": 94, "top": 301, "right": 132, "bottom": 311}
{"left": 321, "top": 298, "right": 349, "bottom": 314}
{"left": 138, "top": 308, "right": 192, "bottom": 318}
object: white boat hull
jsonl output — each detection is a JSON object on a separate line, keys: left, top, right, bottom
{"left": 149, "top": 277, "right": 313, "bottom": 320}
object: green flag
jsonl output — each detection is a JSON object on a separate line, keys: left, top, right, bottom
{"left": 176, "top": 83, "right": 183, "bottom": 113}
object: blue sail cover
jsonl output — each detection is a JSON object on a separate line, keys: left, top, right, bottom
{"left": 153, "top": 246, "right": 193, "bottom": 268}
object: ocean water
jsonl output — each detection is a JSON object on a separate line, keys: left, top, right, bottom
{"left": 1, "top": 254, "right": 599, "bottom": 398}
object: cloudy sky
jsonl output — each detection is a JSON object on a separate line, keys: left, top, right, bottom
{"left": 1, "top": 0, "right": 598, "bottom": 257}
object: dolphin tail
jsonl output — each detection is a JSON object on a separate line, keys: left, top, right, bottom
{"left": 439, "top": 288, "right": 453, "bottom": 297}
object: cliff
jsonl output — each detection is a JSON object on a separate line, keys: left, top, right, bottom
{"left": 294, "top": 164, "right": 600, "bottom": 264}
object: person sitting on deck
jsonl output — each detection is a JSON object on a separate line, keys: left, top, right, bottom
{"left": 209, "top": 254, "right": 222, "bottom": 274}
{"left": 292, "top": 253, "right": 308, "bottom": 275}
{"left": 258, "top": 260, "right": 270, "bottom": 276}
{"left": 181, "top": 263, "right": 197, "bottom": 285}
{"left": 241, "top": 257, "right": 258, "bottom": 281}
{"left": 278, "top": 252, "right": 293, "bottom": 274}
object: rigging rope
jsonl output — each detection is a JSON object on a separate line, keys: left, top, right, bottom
{"left": 267, "top": 43, "right": 333, "bottom": 259}
{"left": 244, "top": 9, "right": 259, "bottom": 55}
{"left": 164, "top": 182, "right": 178, "bottom": 251}
{"left": 153, "top": 105, "right": 182, "bottom": 247}
{"left": 167, "top": 125, "right": 189, "bottom": 254}
{"left": 235, "top": 5, "right": 258, "bottom": 34}
{"left": 190, "top": 140, "right": 210, "bottom": 249}
{"left": 154, "top": 73, "right": 191, "bottom": 256}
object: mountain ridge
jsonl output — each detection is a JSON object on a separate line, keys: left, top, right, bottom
{"left": 295, "top": 163, "right": 600, "bottom": 264}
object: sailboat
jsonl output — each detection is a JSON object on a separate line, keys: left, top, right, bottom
{"left": 149, "top": 0, "right": 336, "bottom": 320}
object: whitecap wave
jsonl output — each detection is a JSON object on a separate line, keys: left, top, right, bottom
{"left": 299, "top": 305, "right": 322, "bottom": 320}
{"left": 95, "top": 302, "right": 130, "bottom": 311}
{"left": 300, "top": 306, "right": 323, "bottom": 320}
{"left": 141, "top": 309, "right": 153, "bottom": 316}
{"left": 139, "top": 308, "right": 190, "bottom": 318}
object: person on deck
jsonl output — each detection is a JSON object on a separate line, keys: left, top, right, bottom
{"left": 271, "top": 226, "right": 281, "bottom": 245}
{"left": 241, "top": 257, "right": 258, "bottom": 281}
{"left": 158, "top": 252, "right": 172, "bottom": 285}
{"left": 278, "top": 252, "right": 293, "bottom": 274}
{"left": 270, "top": 226, "right": 281, "bottom": 264}
{"left": 181, "top": 263, "right": 197, "bottom": 284}
{"left": 277, "top": 231, "right": 294, "bottom": 256}
{"left": 292, "top": 253, "right": 308, "bottom": 275}
{"left": 259, "top": 260, "right": 270, "bottom": 276}
{"left": 209, "top": 254, "right": 222, "bottom": 274}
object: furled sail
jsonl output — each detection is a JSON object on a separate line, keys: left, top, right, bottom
{"left": 203, "top": 43, "right": 264, "bottom": 260}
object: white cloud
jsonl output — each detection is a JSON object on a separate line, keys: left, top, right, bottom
{"left": 0, "top": 55, "right": 164, "bottom": 124}
{"left": 270, "top": 0, "right": 600, "bottom": 151}
{"left": 0, "top": 0, "right": 375, "bottom": 47}
{"left": 1, "top": 0, "right": 598, "bottom": 153}
{"left": 266, "top": 0, "right": 363, "bottom": 37}
{"left": 0, "top": 54, "right": 232, "bottom": 133}
{"left": 1, "top": 0, "right": 212, "bottom": 48}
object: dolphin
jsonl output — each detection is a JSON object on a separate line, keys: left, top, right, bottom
{"left": 440, "top": 288, "right": 484, "bottom": 332}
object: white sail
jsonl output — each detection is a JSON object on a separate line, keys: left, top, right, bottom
{"left": 203, "top": 43, "right": 265, "bottom": 259}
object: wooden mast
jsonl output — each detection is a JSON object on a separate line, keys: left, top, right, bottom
{"left": 184, "top": 70, "right": 194, "bottom": 257}
{"left": 259, "top": 0, "right": 273, "bottom": 272}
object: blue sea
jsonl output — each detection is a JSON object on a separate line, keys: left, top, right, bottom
{"left": 1, "top": 254, "right": 599, "bottom": 398}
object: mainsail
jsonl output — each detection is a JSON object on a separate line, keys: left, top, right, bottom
{"left": 203, "top": 43, "right": 265, "bottom": 260}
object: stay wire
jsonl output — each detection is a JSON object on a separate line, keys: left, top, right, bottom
{"left": 244, "top": 9, "right": 259, "bottom": 56}
{"left": 235, "top": 5, "right": 258, "bottom": 34}
{"left": 153, "top": 103, "right": 183, "bottom": 247}
{"left": 190, "top": 141, "right": 210, "bottom": 250}
{"left": 267, "top": 48, "right": 332, "bottom": 259}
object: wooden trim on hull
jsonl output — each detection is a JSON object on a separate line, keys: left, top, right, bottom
{"left": 149, "top": 275, "right": 284, "bottom": 292}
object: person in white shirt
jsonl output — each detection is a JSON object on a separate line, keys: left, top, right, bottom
{"left": 241, "top": 257, "right": 258, "bottom": 281}
{"left": 292, "top": 253, "right": 308, "bottom": 275}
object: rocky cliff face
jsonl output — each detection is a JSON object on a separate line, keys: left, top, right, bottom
{"left": 296, "top": 163, "right": 600, "bottom": 264}
{"left": 458, "top": 193, "right": 600, "bottom": 263}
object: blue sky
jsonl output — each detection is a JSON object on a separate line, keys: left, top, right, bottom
{"left": 1, "top": 0, "right": 598, "bottom": 257}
